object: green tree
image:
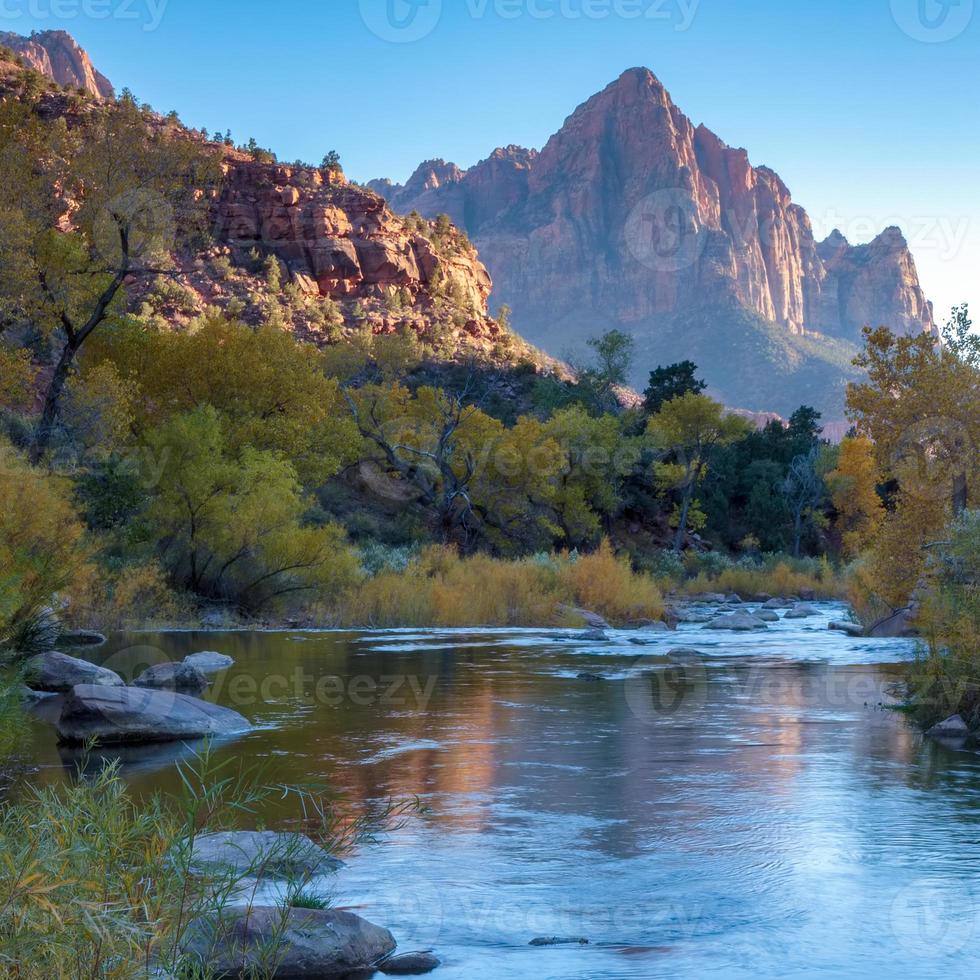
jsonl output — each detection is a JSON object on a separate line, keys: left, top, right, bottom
{"left": 643, "top": 361, "right": 706, "bottom": 415}
{"left": 321, "top": 150, "right": 343, "bottom": 174}
{"left": 647, "top": 393, "right": 750, "bottom": 553}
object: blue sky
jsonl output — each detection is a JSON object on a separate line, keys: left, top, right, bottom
{"left": 6, "top": 0, "right": 977, "bottom": 325}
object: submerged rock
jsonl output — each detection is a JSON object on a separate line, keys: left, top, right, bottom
{"left": 581, "top": 629, "right": 608, "bottom": 642}
{"left": 58, "top": 629, "right": 107, "bottom": 647}
{"left": 183, "top": 651, "right": 234, "bottom": 674}
{"left": 56, "top": 685, "right": 250, "bottom": 745}
{"left": 380, "top": 951, "right": 442, "bottom": 975}
{"left": 577, "top": 673, "right": 606, "bottom": 683}
{"left": 529, "top": 936, "right": 590, "bottom": 946}
{"left": 187, "top": 831, "right": 344, "bottom": 879}
{"left": 182, "top": 907, "right": 395, "bottom": 978}
{"left": 24, "top": 652, "right": 124, "bottom": 693}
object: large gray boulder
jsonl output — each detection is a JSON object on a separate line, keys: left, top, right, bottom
{"left": 183, "top": 651, "right": 234, "bottom": 674}
{"left": 134, "top": 662, "right": 209, "bottom": 693}
{"left": 182, "top": 907, "right": 395, "bottom": 979}
{"left": 705, "top": 613, "right": 768, "bottom": 632}
{"left": 56, "top": 685, "right": 250, "bottom": 745}
{"left": 187, "top": 831, "right": 344, "bottom": 880}
{"left": 24, "top": 652, "right": 124, "bottom": 693}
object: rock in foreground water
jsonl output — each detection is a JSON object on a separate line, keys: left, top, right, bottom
{"left": 926, "top": 715, "right": 969, "bottom": 739}
{"left": 24, "top": 652, "right": 124, "bottom": 693}
{"left": 187, "top": 831, "right": 344, "bottom": 879}
{"left": 56, "top": 685, "right": 250, "bottom": 745}
{"left": 182, "top": 907, "right": 395, "bottom": 978}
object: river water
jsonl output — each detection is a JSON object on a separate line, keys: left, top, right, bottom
{"left": 20, "top": 601, "right": 980, "bottom": 978}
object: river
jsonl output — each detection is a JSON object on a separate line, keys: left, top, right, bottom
{"left": 20, "top": 601, "right": 980, "bottom": 978}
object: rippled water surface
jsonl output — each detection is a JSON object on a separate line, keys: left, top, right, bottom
{"left": 22, "top": 602, "right": 980, "bottom": 978}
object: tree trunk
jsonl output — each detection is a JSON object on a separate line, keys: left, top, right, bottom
{"left": 30, "top": 341, "right": 77, "bottom": 464}
{"left": 792, "top": 509, "right": 803, "bottom": 558}
{"left": 673, "top": 486, "right": 693, "bottom": 554}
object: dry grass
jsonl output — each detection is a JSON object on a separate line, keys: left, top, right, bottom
{"left": 681, "top": 560, "right": 844, "bottom": 601}
{"left": 339, "top": 541, "right": 664, "bottom": 628}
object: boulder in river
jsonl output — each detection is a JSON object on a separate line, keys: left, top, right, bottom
{"left": 56, "top": 685, "right": 250, "bottom": 745}
{"left": 134, "top": 661, "right": 209, "bottom": 693}
{"left": 784, "top": 605, "right": 820, "bottom": 619}
{"left": 529, "top": 936, "right": 590, "bottom": 946}
{"left": 183, "top": 651, "right": 235, "bottom": 674}
{"left": 380, "top": 951, "right": 442, "bottom": 974}
{"left": 762, "top": 598, "right": 793, "bottom": 609}
{"left": 181, "top": 907, "right": 395, "bottom": 978}
{"left": 581, "top": 628, "right": 608, "bottom": 642}
{"left": 829, "top": 621, "right": 864, "bottom": 637}
{"left": 24, "top": 651, "right": 124, "bottom": 693}
{"left": 667, "top": 648, "right": 703, "bottom": 659}
{"left": 577, "top": 673, "right": 606, "bottom": 683}
{"left": 705, "top": 613, "right": 768, "bottom": 632}
{"left": 926, "top": 715, "right": 970, "bottom": 739}
{"left": 187, "top": 831, "right": 344, "bottom": 879}
{"left": 754, "top": 610, "right": 780, "bottom": 623}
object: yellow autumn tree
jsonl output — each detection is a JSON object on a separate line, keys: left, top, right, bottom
{"left": 847, "top": 311, "right": 980, "bottom": 609}
{"left": 828, "top": 436, "right": 885, "bottom": 559}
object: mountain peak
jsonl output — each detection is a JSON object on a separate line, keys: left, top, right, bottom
{"left": 0, "top": 29, "right": 113, "bottom": 98}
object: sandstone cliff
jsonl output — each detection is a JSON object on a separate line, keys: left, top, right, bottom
{"left": 0, "top": 30, "right": 113, "bottom": 98}
{"left": 375, "top": 68, "right": 936, "bottom": 415}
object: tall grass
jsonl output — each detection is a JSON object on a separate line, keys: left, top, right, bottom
{"left": 0, "top": 746, "right": 411, "bottom": 978}
{"left": 339, "top": 540, "right": 665, "bottom": 628}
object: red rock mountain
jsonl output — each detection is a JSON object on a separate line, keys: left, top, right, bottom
{"left": 373, "top": 68, "right": 936, "bottom": 415}
{"left": 0, "top": 30, "right": 113, "bottom": 98}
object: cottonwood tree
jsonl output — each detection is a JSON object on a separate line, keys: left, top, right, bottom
{"left": 647, "top": 392, "right": 749, "bottom": 553}
{"left": 0, "top": 97, "right": 218, "bottom": 461}
{"left": 848, "top": 314, "right": 980, "bottom": 604}
{"left": 145, "top": 406, "right": 358, "bottom": 613}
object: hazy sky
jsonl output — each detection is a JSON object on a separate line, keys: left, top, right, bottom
{"left": 9, "top": 0, "right": 977, "bottom": 326}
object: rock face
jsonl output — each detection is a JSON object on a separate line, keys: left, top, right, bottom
{"left": 24, "top": 652, "right": 124, "bottom": 693}
{"left": 56, "top": 685, "right": 250, "bottom": 745}
{"left": 212, "top": 160, "right": 496, "bottom": 330}
{"left": 374, "top": 68, "right": 936, "bottom": 415}
{"left": 182, "top": 907, "right": 396, "bottom": 979}
{"left": 0, "top": 30, "right": 113, "bottom": 98}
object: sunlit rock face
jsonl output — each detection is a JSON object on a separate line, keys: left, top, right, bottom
{"left": 375, "top": 68, "right": 935, "bottom": 414}
{"left": 0, "top": 30, "right": 114, "bottom": 98}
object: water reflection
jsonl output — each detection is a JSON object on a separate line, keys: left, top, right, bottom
{"left": 18, "top": 608, "right": 980, "bottom": 978}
